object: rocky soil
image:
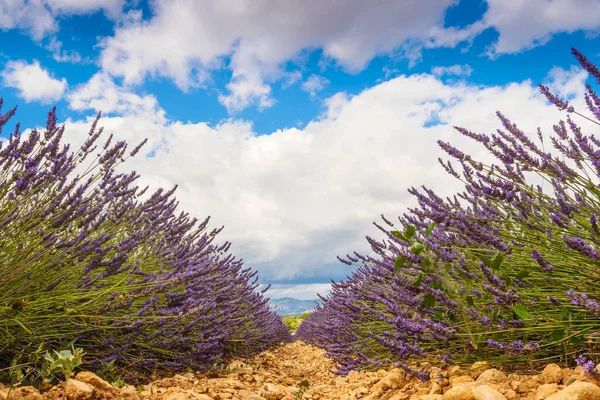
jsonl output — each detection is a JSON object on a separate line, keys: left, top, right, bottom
{"left": 2, "top": 342, "right": 600, "bottom": 400}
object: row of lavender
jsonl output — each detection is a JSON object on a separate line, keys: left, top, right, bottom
{"left": 296, "top": 48, "right": 600, "bottom": 380}
{"left": 0, "top": 103, "right": 291, "bottom": 385}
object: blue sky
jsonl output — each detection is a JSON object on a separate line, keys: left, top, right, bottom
{"left": 1, "top": 0, "right": 600, "bottom": 300}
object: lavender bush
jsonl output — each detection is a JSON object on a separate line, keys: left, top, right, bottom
{"left": 297, "top": 47, "right": 600, "bottom": 378}
{"left": 0, "top": 103, "right": 291, "bottom": 385}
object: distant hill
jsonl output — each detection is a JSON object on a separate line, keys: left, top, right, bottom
{"left": 269, "top": 297, "right": 321, "bottom": 316}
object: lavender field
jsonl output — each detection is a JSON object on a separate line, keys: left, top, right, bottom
{"left": 3, "top": 2, "right": 600, "bottom": 398}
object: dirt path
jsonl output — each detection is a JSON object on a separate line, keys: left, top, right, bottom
{"left": 3, "top": 341, "right": 600, "bottom": 399}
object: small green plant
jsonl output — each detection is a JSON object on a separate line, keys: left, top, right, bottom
{"left": 95, "top": 359, "right": 126, "bottom": 388}
{"left": 43, "top": 346, "right": 85, "bottom": 381}
{"left": 292, "top": 379, "right": 310, "bottom": 399}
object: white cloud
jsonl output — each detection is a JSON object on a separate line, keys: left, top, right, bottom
{"left": 4, "top": 0, "right": 599, "bottom": 116}
{"left": 478, "top": 0, "right": 600, "bottom": 57}
{"left": 281, "top": 71, "right": 303, "bottom": 89}
{"left": 263, "top": 284, "right": 332, "bottom": 300}
{"left": 431, "top": 64, "right": 473, "bottom": 77}
{"left": 66, "top": 72, "right": 166, "bottom": 123}
{"left": 320, "top": 92, "right": 349, "bottom": 121}
{"left": 95, "top": 0, "right": 600, "bottom": 114}
{"left": 301, "top": 75, "right": 330, "bottom": 96}
{"left": 97, "top": 0, "right": 461, "bottom": 112}
{"left": 543, "top": 65, "right": 589, "bottom": 101}
{"left": 0, "top": 0, "right": 127, "bottom": 41}
{"left": 1, "top": 59, "right": 67, "bottom": 103}
{"left": 47, "top": 63, "right": 598, "bottom": 284}
{"left": 45, "top": 37, "right": 89, "bottom": 64}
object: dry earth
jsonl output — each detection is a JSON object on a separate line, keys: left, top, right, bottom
{"left": 2, "top": 342, "right": 600, "bottom": 400}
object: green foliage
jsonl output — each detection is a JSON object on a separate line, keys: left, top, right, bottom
{"left": 43, "top": 346, "right": 85, "bottom": 381}
{"left": 292, "top": 379, "right": 310, "bottom": 399}
{"left": 283, "top": 312, "right": 312, "bottom": 333}
{"left": 95, "top": 359, "right": 125, "bottom": 388}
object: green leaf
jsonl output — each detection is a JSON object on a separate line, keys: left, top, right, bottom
{"left": 466, "top": 296, "right": 474, "bottom": 307}
{"left": 443, "top": 262, "right": 452, "bottom": 274}
{"left": 448, "top": 313, "right": 457, "bottom": 323}
{"left": 500, "top": 274, "right": 512, "bottom": 285}
{"left": 391, "top": 230, "right": 406, "bottom": 241}
{"left": 394, "top": 255, "right": 406, "bottom": 270}
{"left": 298, "top": 380, "right": 310, "bottom": 389}
{"left": 551, "top": 329, "right": 565, "bottom": 341}
{"left": 425, "top": 222, "right": 436, "bottom": 238}
{"left": 412, "top": 273, "right": 424, "bottom": 287}
{"left": 476, "top": 253, "right": 492, "bottom": 267}
{"left": 515, "top": 270, "right": 530, "bottom": 280}
{"left": 430, "top": 281, "right": 443, "bottom": 290}
{"left": 560, "top": 307, "right": 571, "bottom": 321}
{"left": 491, "top": 251, "right": 505, "bottom": 270}
{"left": 492, "top": 309, "right": 500, "bottom": 320}
{"left": 405, "top": 225, "right": 416, "bottom": 240}
{"left": 571, "top": 335, "right": 585, "bottom": 345}
{"left": 420, "top": 294, "right": 436, "bottom": 308}
{"left": 410, "top": 242, "right": 425, "bottom": 256}
{"left": 462, "top": 277, "right": 473, "bottom": 292}
{"left": 512, "top": 304, "right": 529, "bottom": 320}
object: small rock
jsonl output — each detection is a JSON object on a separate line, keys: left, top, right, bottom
{"left": 540, "top": 364, "right": 562, "bottom": 384}
{"left": 564, "top": 375, "right": 577, "bottom": 386}
{"left": 119, "top": 386, "right": 141, "bottom": 400}
{"left": 471, "top": 362, "right": 490, "bottom": 378}
{"left": 76, "top": 371, "right": 118, "bottom": 395}
{"left": 535, "top": 384, "right": 560, "bottom": 400}
{"left": 164, "top": 390, "right": 212, "bottom": 400}
{"left": 430, "top": 382, "right": 442, "bottom": 394}
{"left": 65, "top": 379, "right": 95, "bottom": 400}
{"left": 450, "top": 376, "right": 474, "bottom": 388}
{"left": 545, "top": 382, "right": 600, "bottom": 400}
{"left": 502, "top": 388, "right": 517, "bottom": 400}
{"left": 417, "top": 395, "right": 443, "bottom": 400}
{"left": 227, "top": 360, "right": 246, "bottom": 369}
{"left": 472, "top": 385, "right": 507, "bottom": 400}
{"left": 388, "top": 393, "right": 409, "bottom": 400}
{"left": 1, "top": 386, "right": 42, "bottom": 400}
{"left": 476, "top": 370, "right": 507, "bottom": 385}
{"left": 410, "top": 388, "right": 432, "bottom": 400}
{"left": 371, "top": 368, "right": 407, "bottom": 392}
{"left": 443, "top": 385, "right": 474, "bottom": 400}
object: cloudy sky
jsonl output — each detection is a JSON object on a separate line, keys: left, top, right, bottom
{"left": 1, "top": 0, "right": 600, "bottom": 300}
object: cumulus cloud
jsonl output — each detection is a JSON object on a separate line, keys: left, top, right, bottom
{"left": 263, "top": 284, "right": 332, "bottom": 301}
{"left": 97, "top": 0, "right": 461, "bottom": 112}
{"left": 45, "top": 37, "right": 89, "bottom": 64}
{"left": 301, "top": 75, "right": 330, "bottom": 96}
{"left": 0, "top": 0, "right": 127, "bottom": 40}
{"left": 67, "top": 72, "right": 166, "bottom": 123}
{"left": 94, "top": 0, "right": 600, "bottom": 114}
{"left": 4, "top": 0, "right": 600, "bottom": 115}
{"left": 543, "top": 65, "right": 590, "bottom": 101}
{"left": 47, "top": 62, "right": 598, "bottom": 287}
{"left": 431, "top": 64, "right": 473, "bottom": 77}
{"left": 477, "top": 0, "right": 600, "bottom": 57}
{"left": 1, "top": 59, "right": 67, "bottom": 103}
